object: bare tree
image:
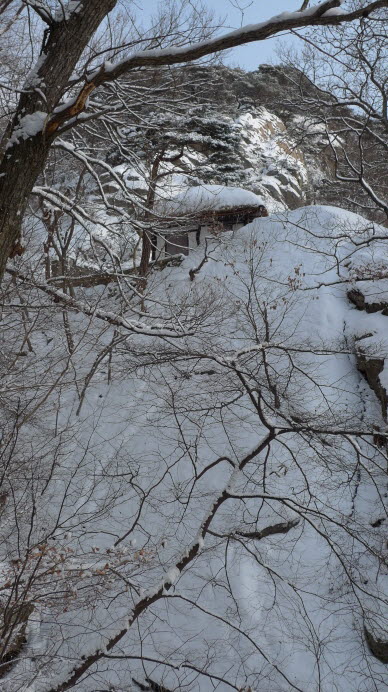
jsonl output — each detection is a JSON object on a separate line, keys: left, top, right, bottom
{"left": 1, "top": 206, "right": 386, "bottom": 690}
{"left": 1, "top": 0, "right": 387, "bottom": 282}
{"left": 278, "top": 6, "right": 387, "bottom": 221}
{"left": 0, "top": 3, "right": 387, "bottom": 691}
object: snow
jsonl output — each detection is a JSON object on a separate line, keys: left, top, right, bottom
{"left": 6, "top": 111, "right": 47, "bottom": 148}
{"left": 23, "top": 54, "right": 46, "bottom": 89}
{"left": 323, "top": 7, "right": 347, "bottom": 17}
{"left": 161, "top": 184, "right": 266, "bottom": 215}
{"left": 165, "top": 566, "right": 181, "bottom": 585}
{"left": 100, "top": 1, "right": 347, "bottom": 77}
{"left": 4, "top": 204, "right": 388, "bottom": 691}
{"left": 380, "top": 363, "right": 388, "bottom": 390}
{"left": 53, "top": 96, "right": 78, "bottom": 114}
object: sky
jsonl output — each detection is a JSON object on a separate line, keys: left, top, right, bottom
{"left": 140, "top": 0, "right": 299, "bottom": 71}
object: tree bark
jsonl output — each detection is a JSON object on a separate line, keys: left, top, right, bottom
{"left": 0, "top": 0, "right": 117, "bottom": 279}
{"left": 139, "top": 154, "right": 164, "bottom": 279}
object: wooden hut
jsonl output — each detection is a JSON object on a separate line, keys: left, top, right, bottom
{"left": 154, "top": 185, "right": 268, "bottom": 258}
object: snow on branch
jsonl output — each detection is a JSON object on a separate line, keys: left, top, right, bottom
{"left": 44, "top": 431, "right": 278, "bottom": 692}
{"left": 44, "top": 0, "right": 388, "bottom": 136}
{"left": 5, "top": 268, "right": 193, "bottom": 339}
{"left": 93, "top": 0, "right": 386, "bottom": 81}
{"left": 22, "top": 0, "right": 53, "bottom": 25}
{"left": 22, "top": 0, "right": 84, "bottom": 24}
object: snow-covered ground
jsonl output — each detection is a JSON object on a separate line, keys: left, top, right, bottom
{"left": 2, "top": 206, "right": 387, "bottom": 691}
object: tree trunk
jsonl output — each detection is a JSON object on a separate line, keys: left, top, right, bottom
{"left": 138, "top": 154, "right": 163, "bottom": 280}
{"left": 0, "top": 137, "right": 50, "bottom": 277}
{"left": 0, "top": 0, "right": 117, "bottom": 280}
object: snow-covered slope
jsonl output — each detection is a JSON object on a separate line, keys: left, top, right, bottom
{"left": 6, "top": 205, "right": 387, "bottom": 691}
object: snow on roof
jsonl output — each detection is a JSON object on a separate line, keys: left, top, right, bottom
{"left": 162, "top": 185, "right": 266, "bottom": 215}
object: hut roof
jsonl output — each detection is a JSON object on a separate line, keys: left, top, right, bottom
{"left": 160, "top": 185, "right": 266, "bottom": 217}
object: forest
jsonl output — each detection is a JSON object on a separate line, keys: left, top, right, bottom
{"left": 0, "top": 1, "right": 387, "bottom": 690}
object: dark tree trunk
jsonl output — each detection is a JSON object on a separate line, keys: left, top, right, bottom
{"left": 138, "top": 155, "right": 163, "bottom": 280}
{"left": 0, "top": 0, "right": 117, "bottom": 280}
{"left": 0, "top": 137, "right": 50, "bottom": 277}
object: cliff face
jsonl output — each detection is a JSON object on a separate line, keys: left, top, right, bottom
{"left": 102, "top": 64, "right": 336, "bottom": 215}
{"left": 177, "top": 65, "right": 332, "bottom": 211}
{"left": 172, "top": 106, "right": 312, "bottom": 211}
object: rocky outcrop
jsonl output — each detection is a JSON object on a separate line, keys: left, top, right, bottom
{"left": 355, "top": 338, "right": 387, "bottom": 420}
{"left": 348, "top": 288, "right": 388, "bottom": 421}
{"left": 364, "top": 624, "right": 388, "bottom": 664}
{"left": 348, "top": 288, "right": 388, "bottom": 316}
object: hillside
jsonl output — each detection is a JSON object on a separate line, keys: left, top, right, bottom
{"left": 0, "top": 10, "right": 387, "bottom": 687}
{"left": 81, "top": 62, "right": 385, "bottom": 283}
{"left": 2, "top": 204, "right": 387, "bottom": 691}
{"left": 100, "top": 65, "right": 334, "bottom": 216}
